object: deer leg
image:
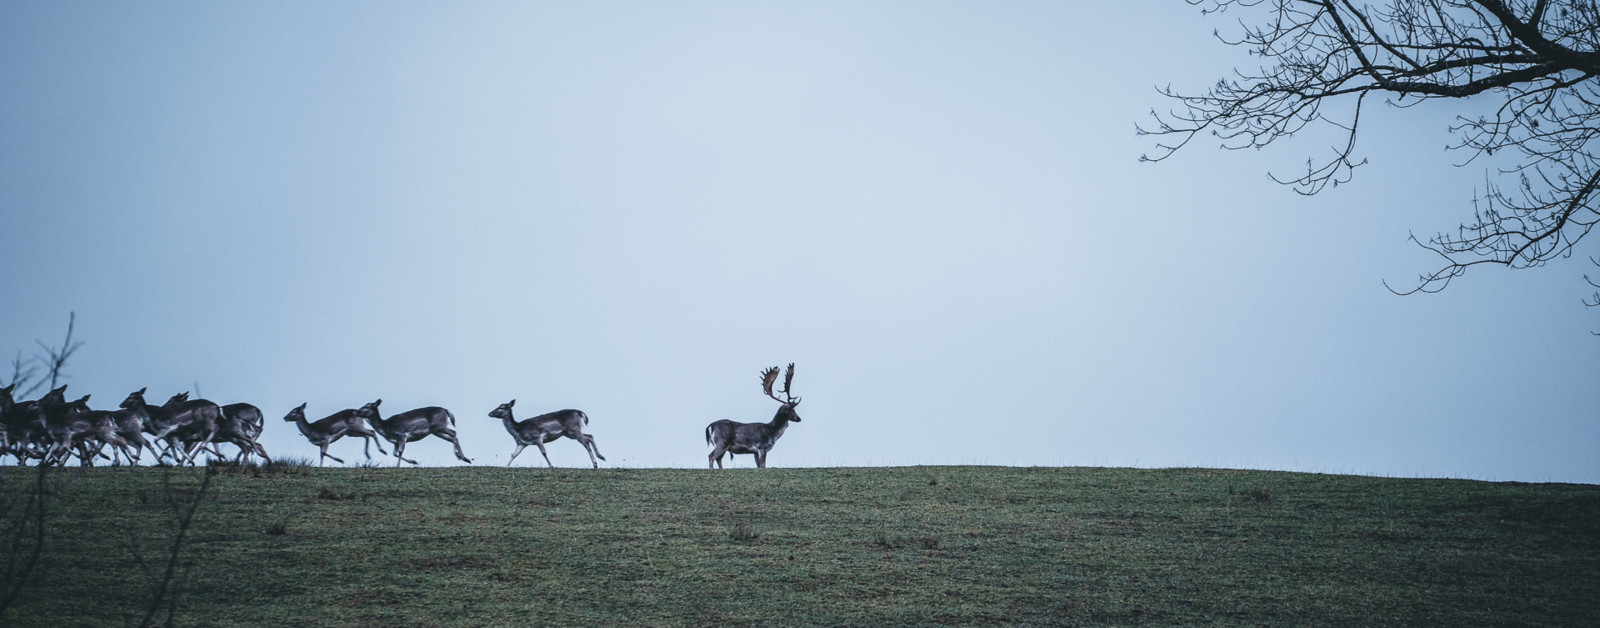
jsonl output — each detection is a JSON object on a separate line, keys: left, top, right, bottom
{"left": 709, "top": 446, "right": 726, "bottom": 469}
{"left": 105, "top": 434, "right": 133, "bottom": 466}
{"left": 319, "top": 445, "right": 345, "bottom": 466}
{"left": 44, "top": 441, "right": 66, "bottom": 467}
{"left": 133, "top": 434, "right": 153, "bottom": 463}
{"left": 581, "top": 434, "right": 605, "bottom": 462}
{"left": 756, "top": 450, "right": 767, "bottom": 469}
{"left": 507, "top": 444, "right": 527, "bottom": 467}
{"left": 436, "top": 428, "right": 472, "bottom": 464}
{"left": 569, "top": 432, "right": 600, "bottom": 468}
{"left": 359, "top": 430, "right": 389, "bottom": 457}
{"left": 535, "top": 439, "right": 554, "bottom": 468}
{"left": 394, "top": 440, "right": 417, "bottom": 467}
{"left": 182, "top": 427, "right": 216, "bottom": 465}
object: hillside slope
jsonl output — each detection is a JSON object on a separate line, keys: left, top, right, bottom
{"left": 2, "top": 465, "right": 1596, "bottom": 626}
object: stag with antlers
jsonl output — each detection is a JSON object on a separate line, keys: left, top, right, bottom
{"left": 706, "top": 363, "right": 802, "bottom": 469}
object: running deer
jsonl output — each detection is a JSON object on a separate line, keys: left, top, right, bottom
{"left": 41, "top": 394, "right": 126, "bottom": 466}
{"left": 706, "top": 363, "right": 802, "bottom": 469}
{"left": 282, "top": 402, "right": 389, "bottom": 466}
{"left": 91, "top": 388, "right": 158, "bottom": 465}
{"left": 0, "top": 384, "right": 17, "bottom": 461}
{"left": 217, "top": 403, "right": 270, "bottom": 464}
{"left": 127, "top": 390, "right": 225, "bottom": 465}
{"left": 3, "top": 385, "right": 67, "bottom": 464}
{"left": 488, "top": 400, "right": 605, "bottom": 468}
{"left": 359, "top": 400, "right": 472, "bottom": 467}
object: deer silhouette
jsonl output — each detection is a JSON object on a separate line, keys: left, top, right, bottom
{"left": 488, "top": 400, "right": 605, "bottom": 468}
{"left": 282, "top": 401, "right": 388, "bottom": 466}
{"left": 706, "top": 363, "right": 802, "bottom": 469}
{"left": 358, "top": 400, "right": 472, "bottom": 467}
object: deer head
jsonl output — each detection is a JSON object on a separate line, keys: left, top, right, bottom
{"left": 282, "top": 402, "right": 308, "bottom": 423}
{"left": 41, "top": 385, "right": 67, "bottom": 405}
{"left": 165, "top": 391, "right": 190, "bottom": 406}
{"left": 489, "top": 400, "right": 515, "bottom": 421}
{"left": 120, "top": 387, "right": 148, "bottom": 410}
{"left": 356, "top": 399, "right": 383, "bottom": 422}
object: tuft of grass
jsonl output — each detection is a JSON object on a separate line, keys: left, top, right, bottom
{"left": 315, "top": 486, "right": 357, "bottom": 501}
{"left": 262, "top": 521, "right": 287, "bottom": 536}
{"left": 253, "top": 457, "right": 313, "bottom": 476}
{"left": 873, "top": 531, "right": 903, "bottom": 550}
{"left": 874, "top": 532, "right": 940, "bottom": 551}
{"left": 1239, "top": 486, "right": 1275, "bottom": 503}
{"left": 727, "top": 521, "right": 760, "bottom": 542}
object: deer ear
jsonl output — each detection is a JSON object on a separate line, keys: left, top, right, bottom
{"left": 508, "top": 399, "right": 515, "bottom": 407}
{"left": 296, "top": 402, "right": 307, "bottom": 411}
{"left": 137, "top": 387, "right": 147, "bottom": 394}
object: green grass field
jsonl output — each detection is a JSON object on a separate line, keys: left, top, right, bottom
{"left": 2, "top": 464, "right": 1596, "bottom": 626}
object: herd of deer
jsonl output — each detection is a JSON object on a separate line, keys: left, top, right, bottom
{"left": 0, "top": 363, "right": 805, "bottom": 469}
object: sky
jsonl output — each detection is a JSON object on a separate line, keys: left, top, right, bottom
{"left": 2, "top": 2, "right": 1595, "bottom": 481}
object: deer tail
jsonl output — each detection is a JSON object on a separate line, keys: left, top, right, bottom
{"left": 446, "top": 409, "right": 456, "bottom": 427}
{"left": 581, "top": 411, "right": 589, "bottom": 425}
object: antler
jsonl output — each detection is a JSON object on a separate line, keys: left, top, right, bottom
{"left": 760, "top": 363, "right": 800, "bottom": 406}
{"left": 782, "top": 363, "right": 799, "bottom": 406}
{"left": 760, "top": 366, "right": 781, "bottom": 402}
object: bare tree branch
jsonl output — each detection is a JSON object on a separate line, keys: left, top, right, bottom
{"left": 1142, "top": 0, "right": 1600, "bottom": 295}
{"left": 36, "top": 312, "right": 84, "bottom": 391}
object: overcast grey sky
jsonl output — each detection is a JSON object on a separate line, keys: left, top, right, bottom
{"left": 2, "top": 2, "right": 1595, "bottom": 481}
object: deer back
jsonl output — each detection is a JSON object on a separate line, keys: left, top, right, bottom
{"left": 388, "top": 406, "right": 453, "bottom": 432}
{"left": 222, "top": 403, "right": 265, "bottom": 438}
{"left": 525, "top": 409, "right": 586, "bottom": 436}
{"left": 315, "top": 408, "right": 362, "bottom": 431}
{"left": 163, "top": 399, "right": 225, "bottom": 433}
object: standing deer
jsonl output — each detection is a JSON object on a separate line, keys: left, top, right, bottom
{"left": 282, "top": 401, "right": 389, "bottom": 466}
{"left": 488, "top": 400, "right": 605, "bottom": 468}
{"left": 706, "top": 363, "right": 802, "bottom": 469}
{"left": 359, "top": 399, "right": 472, "bottom": 467}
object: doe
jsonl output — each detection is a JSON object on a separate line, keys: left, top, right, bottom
{"left": 488, "top": 400, "right": 605, "bottom": 468}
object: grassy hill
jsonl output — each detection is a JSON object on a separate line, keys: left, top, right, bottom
{"left": 1, "top": 464, "right": 1596, "bottom": 626}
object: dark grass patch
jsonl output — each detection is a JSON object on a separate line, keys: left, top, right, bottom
{"left": 1239, "top": 486, "right": 1275, "bottom": 503}
{"left": 0, "top": 467, "right": 1596, "bottom": 626}
{"left": 726, "top": 521, "right": 761, "bottom": 542}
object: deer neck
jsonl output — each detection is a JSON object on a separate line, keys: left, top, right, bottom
{"left": 293, "top": 414, "right": 318, "bottom": 437}
{"left": 368, "top": 415, "right": 396, "bottom": 439}
{"left": 125, "top": 404, "right": 150, "bottom": 427}
{"left": 497, "top": 411, "right": 519, "bottom": 437}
